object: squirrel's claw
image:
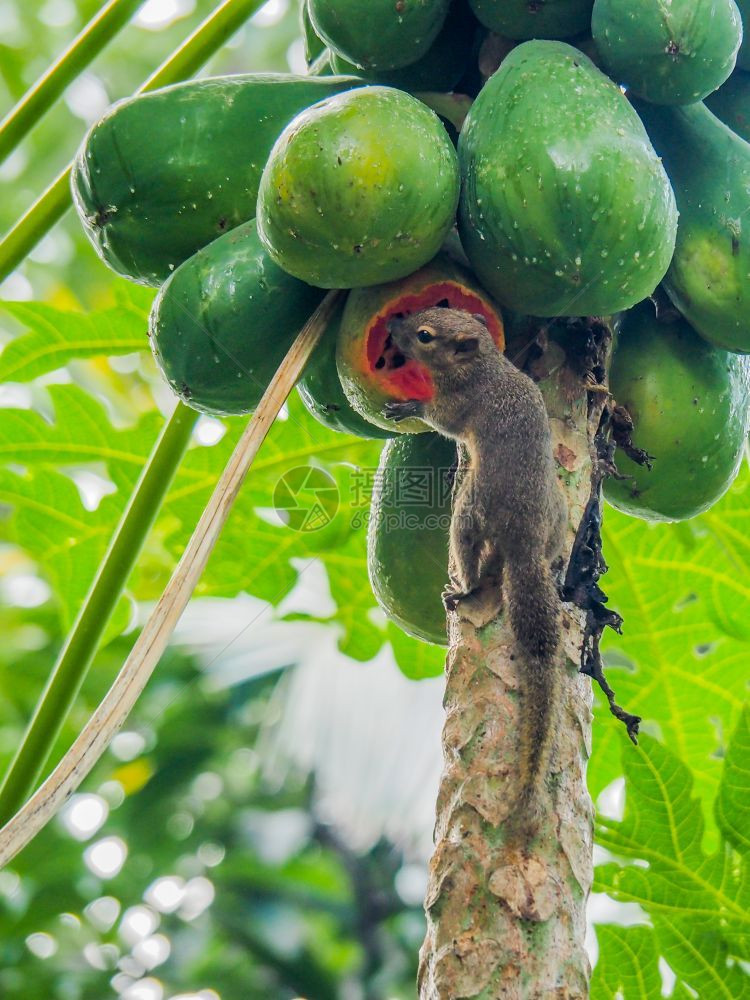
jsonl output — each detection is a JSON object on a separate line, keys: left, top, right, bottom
{"left": 382, "top": 400, "right": 423, "bottom": 422}
{"left": 382, "top": 402, "right": 403, "bottom": 421}
{"left": 442, "top": 585, "right": 466, "bottom": 611}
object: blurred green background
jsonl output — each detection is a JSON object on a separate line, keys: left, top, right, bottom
{"left": 0, "top": 3, "right": 434, "bottom": 997}
{"left": 1, "top": 3, "right": 747, "bottom": 998}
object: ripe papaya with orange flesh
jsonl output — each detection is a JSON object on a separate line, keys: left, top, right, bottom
{"left": 336, "top": 254, "right": 504, "bottom": 433}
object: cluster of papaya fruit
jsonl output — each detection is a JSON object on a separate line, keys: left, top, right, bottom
{"left": 73, "top": 0, "right": 750, "bottom": 645}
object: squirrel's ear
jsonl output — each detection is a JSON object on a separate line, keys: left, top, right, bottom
{"left": 454, "top": 335, "right": 480, "bottom": 355}
{"left": 386, "top": 315, "right": 406, "bottom": 336}
{"left": 471, "top": 313, "right": 488, "bottom": 328}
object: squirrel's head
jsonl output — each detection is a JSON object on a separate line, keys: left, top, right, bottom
{"left": 386, "top": 307, "right": 497, "bottom": 375}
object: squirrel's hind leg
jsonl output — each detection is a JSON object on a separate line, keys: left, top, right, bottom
{"left": 447, "top": 510, "right": 482, "bottom": 592}
{"left": 444, "top": 532, "right": 505, "bottom": 616}
{"left": 479, "top": 544, "right": 504, "bottom": 608}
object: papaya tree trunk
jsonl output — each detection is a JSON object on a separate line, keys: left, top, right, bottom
{"left": 419, "top": 321, "right": 613, "bottom": 999}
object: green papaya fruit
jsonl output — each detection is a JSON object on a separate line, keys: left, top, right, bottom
{"left": 592, "top": 0, "right": 742, "bottom": 105}
{"left": 72, "top": 74, "right": 361, "bottom": 286}
{"left": 149, "top": 220, "right": 324, "bottom": 416}
{"left": 300, "top": 0, "right": 326, "bottom": 64}
{"left": 328, "top": 0, "right": 477, "bottom": 92}
{"left": 298, "top": 296, "right": 395, "bottom": 438}
{"left": 604, "top": 300, "right": 750, "bottom": 521}
{"left": 706, "top": 69, "right": 750, "bottom": 141}
{"left": 257, "top": 87, "right": 460, "bottom": 289}
{"left": 308, "top": 0, "right": 450, "bottom": 70}
{"left": 368, "top": 432, "right": 456, "bottom": 644}
{"left": 469, "top": 0, "right": 593, "bottom": 39}
{"left": 635, "top": 100, "right": 750, "bottom": 352}
{"left": 458, "top": 41, "right": 677, "bottom": 317}
{"left": 336, "top": 253, "right": 504, "bottom": 433}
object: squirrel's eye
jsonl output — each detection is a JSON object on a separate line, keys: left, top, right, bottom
{"left": 417, "top": 328, "right": 435, "bottom": 344}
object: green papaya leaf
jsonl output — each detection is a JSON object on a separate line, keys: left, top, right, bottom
{"left": 0, "top": 289, "right": 151, "bottom": 383}
{"left": 716, "top": 705, "right": 750, "bottom": 861}
{"left": 324, "top": 534, "right": 386, "bottom": 661}
{"left": 154, "top": 396, "right": 384, "bottom": 652}
{"left": 0, "top": 385, "right": 162, "bottom": 629}
{"left": 387, "top": 622, "right": 445, "bottom": 680}
{"left": 656, "top": 920, "right": 748, "bottom": 1000}
{"left": 594, "top": 734, "right": 750, "bottom": 994}
{"left": 0, "top": 466, "right": 132, "bottom": 636}
{"left": 591, "top": 924, "right": 662, "bottom": 1000}
{"left": 0, "top": 365, "right": 422, "bottom": 662}
{"left": 0, "top": 383, "right": 162, "bottom": 488}
{"left": 594, "top": 473, "right": 750, "bottom": 820}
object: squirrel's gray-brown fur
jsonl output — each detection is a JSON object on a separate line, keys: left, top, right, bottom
{"left": 383, "top": 308, "right": 566, "bottom": 826}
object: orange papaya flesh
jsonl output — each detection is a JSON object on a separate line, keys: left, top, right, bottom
{"left": 338, "top": 267, "right": 504, "bottom": 433}
{"left": 366, "top": 282, "right": 504, "bottom": 400}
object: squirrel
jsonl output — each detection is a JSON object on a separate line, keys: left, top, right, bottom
{"left": 383, "top": 307, "right": 567, "bottom": 829}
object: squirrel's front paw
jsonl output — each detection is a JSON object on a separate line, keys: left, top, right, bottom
{"left": 442, "top": 585, "right": 467, "bottom": 611}
{"left": 382, "top": 400, "right": 424, "bottom": 422}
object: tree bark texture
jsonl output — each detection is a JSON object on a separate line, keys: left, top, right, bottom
{"left": 419, "top": 323, "right": 612, "bottom": 999}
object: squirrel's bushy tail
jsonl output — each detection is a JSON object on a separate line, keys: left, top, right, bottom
{"left": 503, "top": 547, "right": 562, "bottom": 832}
